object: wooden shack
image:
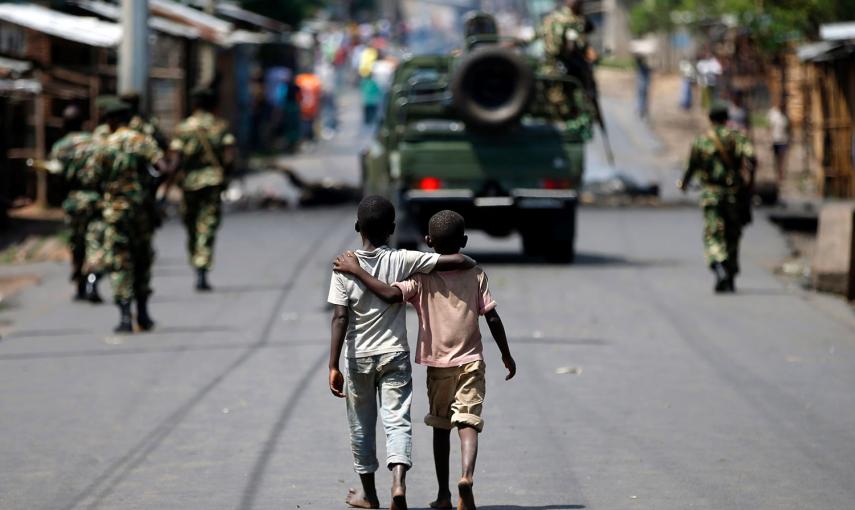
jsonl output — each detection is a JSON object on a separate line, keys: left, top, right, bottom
{"left": 799, "top": 39, "right": 855, "bottom": 199}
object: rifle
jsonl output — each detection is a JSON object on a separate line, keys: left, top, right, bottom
{"left": 560, "top": 53, "right": 614, "bottom": 167}
{"left": 708, "top": 129, "right": 753, "bottom": 226}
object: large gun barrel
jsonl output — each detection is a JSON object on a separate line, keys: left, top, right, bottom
{"left": 449, "top": 45, "right": 534, "bottom": 129}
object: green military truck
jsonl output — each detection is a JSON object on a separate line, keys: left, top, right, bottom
{"left": 361, "top": 28, "right": 594, "bottom": 262}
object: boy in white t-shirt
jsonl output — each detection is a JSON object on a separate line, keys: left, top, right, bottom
{"left": 328, "top": 196, "right": 474, "bottom": 510}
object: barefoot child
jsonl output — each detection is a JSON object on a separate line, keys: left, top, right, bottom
{"left": 328, "top": 197, "right": 476, "bottom": 510}
{"left": 335, "top": 210, "right": 516, "bottom": 510}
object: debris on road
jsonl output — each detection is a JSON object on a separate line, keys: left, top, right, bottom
{"left": 555, "top": 366, "right": 582, "bottom": 375}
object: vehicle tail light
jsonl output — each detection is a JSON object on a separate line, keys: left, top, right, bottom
{"left": 542, "top": 178, "right": 572, "bottom": 189}
{"left": 417, "top": 177, "right": 443, "bottom": 190}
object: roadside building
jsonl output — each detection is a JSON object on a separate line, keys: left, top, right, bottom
{"left": 0, "top": 3, "right": 120, "bottom": 208}
{"left": 798, "top": 24, "right": 855, "bottom": 199}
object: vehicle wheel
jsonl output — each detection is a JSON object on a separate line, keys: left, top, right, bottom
{"left": 545, "top": 237, "right": 575, "bottom": 264}
{"left": 522, "top": 232, "right": 546, "bottom": 257}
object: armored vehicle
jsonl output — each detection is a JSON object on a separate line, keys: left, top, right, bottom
{"left": 361, "top": 14, "right": 594, "bottom": 262}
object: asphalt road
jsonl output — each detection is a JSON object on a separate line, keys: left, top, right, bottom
{"left": 2, "top": 90, "right": 855, "bottom": 510}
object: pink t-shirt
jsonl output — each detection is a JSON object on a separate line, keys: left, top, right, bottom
{"left": 393, "top": 266, "right": 496, "bottom": 368}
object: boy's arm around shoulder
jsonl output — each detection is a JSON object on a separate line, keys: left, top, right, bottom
{"left": 434, "top": 253, "right": 477, "bottom": 271}
{"left": 333, "top": 251, "right": 404, "bottom": 303}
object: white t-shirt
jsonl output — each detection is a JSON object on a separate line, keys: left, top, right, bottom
{"left": 768, "top": 107, "right": 790, "bottom": 144}
{"left": 328, "top": 246, "right": 440, "bottom": 358}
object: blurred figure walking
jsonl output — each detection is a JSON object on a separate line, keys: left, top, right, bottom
{"left": 767, "top": 103, "right": 790, "bottom": 183}
{"left": 170, "top": 88, "right": 236, "bottom": 292}
{"left": 84, "top": 99, "right": 169, "bottom": 332}
{"left": 679, "top": 103, "right": 757, "bottom": 293}
{"left": 48, "top": 104, "right": 97, "bottom": 301}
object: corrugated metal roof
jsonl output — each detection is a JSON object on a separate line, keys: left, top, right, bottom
{"left": 212, "top": 2, "right": 289, "bottom": 33}
{"left": 821, "top": 22, "right": 855, "bottom": 41}
{"left": 226, "top": 29, "right": 274, "bottom": 46}
{"left": 150, "top": 0, "right": 233, "bottom": 44}
{"left": 798, "top": 41, "right": 837, "bottom": 61}
{"left": 0, "top": 3, "right": 121, "bottom": 48}
{"left": 0, "top": 78, "right": 42, "bottom": 95}
{"left": 69, "top": 0, "right": 201, "bottom": 40}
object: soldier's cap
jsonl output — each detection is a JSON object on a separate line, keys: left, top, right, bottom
{"left": 119, "top": 91, "right": 141, "bottom": 103}
{"left": 191, "top": 86, "right": 216, "bottom": 101}
{"left": 100, "top": 99, "right": 132, "bottom": 117}
{"left": 709, "top": 101, "right": 730, "bottom": 121}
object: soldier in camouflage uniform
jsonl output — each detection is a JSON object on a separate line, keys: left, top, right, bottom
{"left": 680, "top": 103, "right": 757, "bottom": 293}
{"left": 170, "top": 88, "right": 236, "bottom": 291}
{"left": 48, "top": 105, "right": 96, "bottom": 301}
{"left": 542, "top": 0, "right": 595, "bottom": 91}
{"left": 84, "top": 100, "right": 169, "bottom": 333}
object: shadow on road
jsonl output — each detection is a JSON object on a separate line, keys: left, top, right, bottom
{"left": 467, "top": 250, "right": 679, "bottom": 268}
{"left": 412, "top": 506, "right": 585, "bottom": 510}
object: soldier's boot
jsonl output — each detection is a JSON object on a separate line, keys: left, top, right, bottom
{"left": 85, "top": 273, "right": 104, "bottom": 304}
{"left": 195, "top": 269, "right": 212, "bottom": 292}
{"left": 711, "top": 263, "right": 729, "bottom": 293}
{"left": 136, "top": 297, "right": 155, "bottom": 332}
{"left": 74, "top": 276, "right": 88, "bottom": 301}
{"left": 114, "top": 301, "right": 134, "bottom": 334}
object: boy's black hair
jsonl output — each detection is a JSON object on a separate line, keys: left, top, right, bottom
{"left": 357, "top": 195, "right": 395, "bottom": 243}
{"left": 428, "top": 210, "right": 465, "bottom": 243}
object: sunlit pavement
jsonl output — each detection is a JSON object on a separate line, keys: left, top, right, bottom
{"left": 2, "top": 87, "right": 855, "bottom": 510}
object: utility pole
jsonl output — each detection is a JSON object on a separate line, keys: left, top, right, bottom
{"left": 119, "top": 0, "right": 149, "bottom": 108}
{"left": 198, "top": 0, "right": 216, "bottom": 86}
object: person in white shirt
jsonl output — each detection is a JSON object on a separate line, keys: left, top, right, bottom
{"left": 768, "top": 104, "right": 790, "bottom": 182}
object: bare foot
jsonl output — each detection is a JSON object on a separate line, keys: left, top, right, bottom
{"left": 457, "top": 478, "right": 475, "bottom": 510}
{"left": 390, "top": 483, "right": 408, "bottom": 510}
{"left": 346, "top": 488, "right": 379, "bottom": 509}
{"left": 429, "top": 491, "right": 453, "bottom": 509}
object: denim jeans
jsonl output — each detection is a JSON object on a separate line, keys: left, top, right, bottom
{"left": 346, "top": 351, "right": 413, "bottom": 473}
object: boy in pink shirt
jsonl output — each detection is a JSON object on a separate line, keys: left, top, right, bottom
{"left": 335, "top": 210, "right": 516, "bottom": 510}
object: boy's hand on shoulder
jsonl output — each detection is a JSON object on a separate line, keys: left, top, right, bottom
{"left": 503, "top": 354, "right": 517, "bottom": 380}
{"left": 333, "top": 251, "right": 361, "bottom": 275}
{"left": 329, "top": 367, "right": 345, "bottom": 398}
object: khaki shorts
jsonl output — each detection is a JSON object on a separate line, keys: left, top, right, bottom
{"left": 424, "top": 360, "right": 486, "bottom": 432}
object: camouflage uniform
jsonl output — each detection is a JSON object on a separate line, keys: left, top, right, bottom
{"left": 685, "top": 125, "right": 756, "bottom": 275}
{"left": 49, "top": 132, "right": 96, "bottom": 283}
{"left": 82, "top": 125, "right": 112, "bottom": 275}
{"left": 84, "top": 127, "right": 164, "bottom": 302}
{"left": 542, "top": 6, "right": 589, "bottom": 71}
{"left": 170, "top": 111, "right": 235, "bottom": 271}
{"left": 541, "top": 6, "right": 596, "bottom": 139}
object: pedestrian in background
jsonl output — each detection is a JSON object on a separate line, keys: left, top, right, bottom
{"left": 679, "top": 103, "right": 757, "bottom": 293}
{"left": 48, "top": 104, "right": 97, "bottom": 301}
{"left": 635, "top": 53, "right": 651, "bottom": 121}
{"left": 679, "top": 59, "right": 696, "bottom": 111}
{"left": 727, "top": 89, "right": 751, "bottom": 137}
{"left": 767, "top": 103, "right": 790, "bottom": 183}
{"left": 361, "top": 72, "right": 382, "bottom": 126}
{"left": 170, "top": 87, "right": 236, "bottom": 292}
{"left": 84, "top": 99, "right": 169, "bottom": 332}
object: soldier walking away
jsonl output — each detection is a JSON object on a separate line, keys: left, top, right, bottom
{"left": 169, "top": 87, "right": 236, "bottom": 292}
{"left": 84, "top": 99, "right": 169, "bottom": 333}
{"left": 679, "top": 103, "right": 757, "bottom": 293}
{"left": 48, "top": 105, "right": 96, "bottom": 301}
